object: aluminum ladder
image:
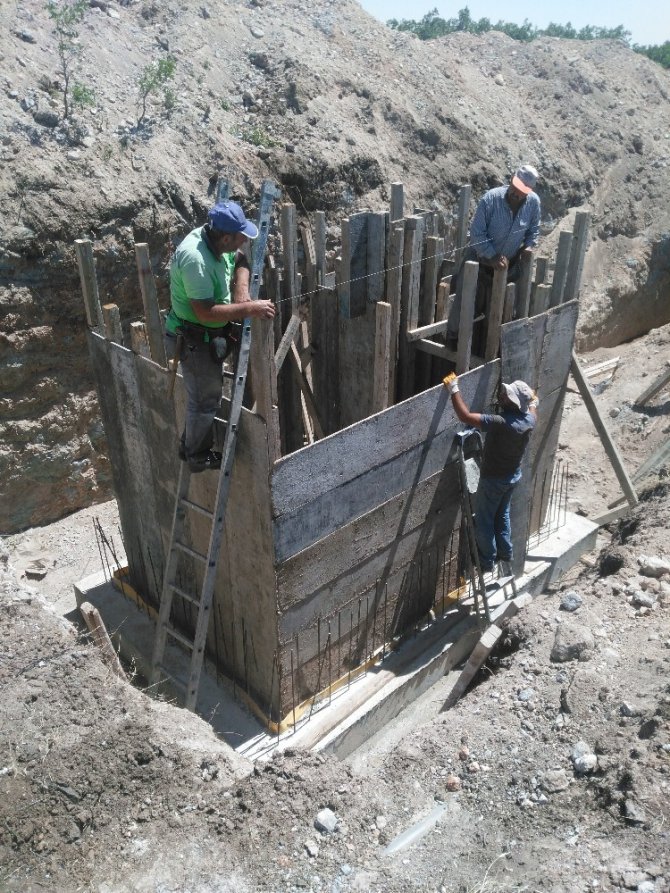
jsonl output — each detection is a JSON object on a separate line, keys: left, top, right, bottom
{"left": 150, "top": 179, "right": 279, "bottom": 710}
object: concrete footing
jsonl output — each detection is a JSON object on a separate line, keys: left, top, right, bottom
{"left": 73, "top": 511, "right": 598, "bottom": 760}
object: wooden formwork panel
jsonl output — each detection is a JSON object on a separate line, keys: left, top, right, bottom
{"left": 87, "top": 333, "right": 173, "bottom": 603}
{"left": 271, "top": 362, "right": 499, "bottom": 712}
{"left": 87, "top": 333, "right": 278, "bottom": 713}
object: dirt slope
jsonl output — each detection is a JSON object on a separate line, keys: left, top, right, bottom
{"left": 1, "top": 0, "right": 670, "bottom": 532}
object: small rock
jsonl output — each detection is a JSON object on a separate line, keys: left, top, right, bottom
{"left": 107, "top": 7, "right": 120, "bottom": 18}
{"left": 200, "top": 6, "right": 211, "bottom": 18}
{"left": 620, "top": 701, "right": 643, "bottom": 717}
{"left": 304, "top": 839, "right": 319, "bottom": 858}
{"left": 314, "top": 808, "right": 338, "bottom": 834}
{"left": 542, "top": 768, "right": 569, "bottom": 793}
{"left": 637, "top": 882, "right": 655, "bottom": 893}
{"left": 250, "top": 26, "right": 264, "bottom": 38}
{"left": 494, "top": 73, "right": 505, "bottom": 86}
{"left": 624, "top": 799, "right": 646, "bottom": 825}
{"left": 375, "top": 815, "right": 387, "bottom": 830}
{"left": 445, "top": 774, "right": 461, "bottom": 792}
{"left": 631, "top": 590, "right": 656, "bottom": 609}
{"left": 16, "top": 29, "right": 37, "bottom": 43}
{"left": 638, "top": 556, "right": 670, "bottom": 578}
{"left": 573, "top": 753, "right": 598, "bottom": 773}
{"left": 517, "top": 688, "right": 535, "bottom": 702}
{"left": 560, "top": 591, "right": 583, "bottom": 612}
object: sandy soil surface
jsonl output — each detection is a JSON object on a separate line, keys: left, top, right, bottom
{"left": 2, "top": 329, "right": 668, "bottom": 893}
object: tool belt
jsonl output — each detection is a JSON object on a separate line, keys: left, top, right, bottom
{"left": 176, "top": 319, "right": 242, "bottom": 365}
{"left": 177, "top": 320, "right": 229, "bottom": 343}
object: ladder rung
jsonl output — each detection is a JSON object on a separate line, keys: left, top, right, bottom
{"left": 165, "top": 626, "right": 195, "bottom": 650}
{"left": 175, "top": 541, "right": 207, "bottom": 562}
{"left": 223, "top": 370, "right": 235, "bottom": 379}
{"left": 179, "top": 498, "right": 213, "bottom": 519}
{"left": 170, "top": 583, "right": 201, "bottom": 607}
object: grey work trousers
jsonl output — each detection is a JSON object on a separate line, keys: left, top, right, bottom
{"left": 165, "top": 333, "right": 223, "bottom": 458}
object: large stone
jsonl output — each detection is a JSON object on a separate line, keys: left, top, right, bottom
{"left": 638, "top": 555, "right": 670, "bottom": 578}
{"left": 551, "top": 622, "right": 595, "bottom": 663}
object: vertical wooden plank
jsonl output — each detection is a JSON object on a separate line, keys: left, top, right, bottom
{"left": 550, "top": 230, "right": 572, "bottom": 308}
{"left": 398, "top": 215, "right": 424, "bottom": 399}
{"left": 338, "top": 221, "right": 351, "bottom": 317}
{"left": 387, "top": 223, "right": 405, "bottom": 405}
{"left": 75, "top": 239, "right": 104, "bottom": 329}
{"left": 102, "top": 303, "right": 123, "bottom": 345}
{"left": 454, "top": 185, "right": 471, "bottom": 265}
{"left": 421, "top": 236, "right": 444, "bottom": 325}
{"left": 563, "top": 211, "right": 590, "bottom": 304}
{"left": 530, "top": 255, "right": 548, "bottom": 312}
{"left": 300, "top": 222, "right": 317, "bottom": 300}
{"left": 503, "top": 283, "right": 516, "bottom": 324}
{"left": 129, "top": 321, "right": 149, "bottom": 357}
{"left": 311, "top": 213, "right": 339, "bottom": 435}
{"left": 367, "top": 211, "right": 386, "bottom": 304}
{"left": 515, "top": 250, "right": 534, "bottom": 319}
{"left": 417, "top": 235, "right": 444, "bottom": 390}
{"left": 250, "top": 318, "right": 280, "bottom": 465}
{"left": 135, "top": 243, "right": 167, "bottom": 367}
{"left": 530, "top": 283, "right": 552, "bottom": 316}
{"left": 390, "top": 182, "right": 404, "bottom": 222}
{"left": 484, "top": 268, "right": 508, "bottom": 362}
{"left": 281, "top": 203, "right": 299, "bottom": 306}
{"left": 456, "top": 260, "right": 478, "bottom": 374}
{"left": 346, "top": 212, "right": 368, "bottom": 318}
{"left": 372, "top": 301, "right": 392, "bottom": 413}
{"left": 314, "top": 211, "right": 326, "bottom": 285}
{"left": 435, "top": 276, "right": 452, "bottom": 323}
{"left": 279, "top": 203, "right": 303, "bottom": 453}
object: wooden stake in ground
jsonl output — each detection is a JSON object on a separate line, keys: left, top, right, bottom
{"left": 79, "top": 601, "right": 126, "bottom": 679}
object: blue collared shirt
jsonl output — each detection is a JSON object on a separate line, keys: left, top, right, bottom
{"left": 470, "top": 186, "right": 541, "bottom": 261}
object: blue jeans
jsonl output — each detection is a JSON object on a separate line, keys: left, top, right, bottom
{"left": 165, "top": 333, "right": 223, "bottom": 457}
{"left": 474, "top": 472, "right": 520, "bottom": 570}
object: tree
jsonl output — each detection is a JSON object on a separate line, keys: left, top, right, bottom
{"left": 137, "top": 56, "right": 176, "bottom": 125}
{"left": 46, "top": 0, "right": 88, "bottom": 119}
{"left": 635, "top": 41, "right": 670, "bottom": 68}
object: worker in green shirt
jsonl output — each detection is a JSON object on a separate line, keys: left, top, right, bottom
{"left": 165, "top": 201, "right": 275, "bottom": 472}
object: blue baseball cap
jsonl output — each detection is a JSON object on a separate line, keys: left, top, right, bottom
{"left": 207, "top": 201, "right": 258, "bottom": 238}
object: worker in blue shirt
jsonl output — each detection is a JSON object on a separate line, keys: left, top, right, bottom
{"left": 444, "top": 372, "right": 538, "bottom": 572}
{"left": 447, "top": 165, "right": 541, "bottom": 349}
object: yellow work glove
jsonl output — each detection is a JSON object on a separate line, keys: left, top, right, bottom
{"left": 443, "top": 372, "right": 459, "bottom": 395}
{"left": 529, "top": 389, "right": 539, "bottom": 410}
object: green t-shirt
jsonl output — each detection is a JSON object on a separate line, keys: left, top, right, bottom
{"left": 166, "top": 226, "right": 235, "bottom": 334}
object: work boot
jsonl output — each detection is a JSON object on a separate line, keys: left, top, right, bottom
{"left": 188, "top": 450, "right": 222, "bottom": 473}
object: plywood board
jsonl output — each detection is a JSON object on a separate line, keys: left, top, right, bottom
{"left": 272, "top": 361, "right": 499, "bottom": 519}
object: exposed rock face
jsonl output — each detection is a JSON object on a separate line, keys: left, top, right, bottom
{"left": 1, "top": 0, "right": 669, "bottom": 532}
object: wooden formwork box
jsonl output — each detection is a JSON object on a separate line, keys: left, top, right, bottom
{"left": 86, "top": 301, "right": 577, "bottom": 726}
{"left": 81, "top": 193, "right": 585, "bottom": 727}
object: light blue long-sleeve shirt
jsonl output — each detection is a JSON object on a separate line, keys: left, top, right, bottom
{"left": 469, "top": 186, "right": 541, "bottom": 261}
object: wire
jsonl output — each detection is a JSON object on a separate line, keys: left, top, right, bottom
{"left": 267, "top": 221, "right": 536, "bottom": 310}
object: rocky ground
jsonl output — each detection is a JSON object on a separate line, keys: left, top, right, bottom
{"left": 2, "top": 323, "right": 668, "bottom": 892}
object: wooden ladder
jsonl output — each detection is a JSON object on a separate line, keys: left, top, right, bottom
{"left": 150, "top": 179, "right": 279, "bottom": 710}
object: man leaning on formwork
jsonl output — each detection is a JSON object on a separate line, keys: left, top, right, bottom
{"left": 447, "top": 164, "right": 541, "bottom": 346}
{"left": 443, "top": 372, "right": 538, "bottom": 572}
{"left": 165, "top": 201, "right": 276, "bottom": 473}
